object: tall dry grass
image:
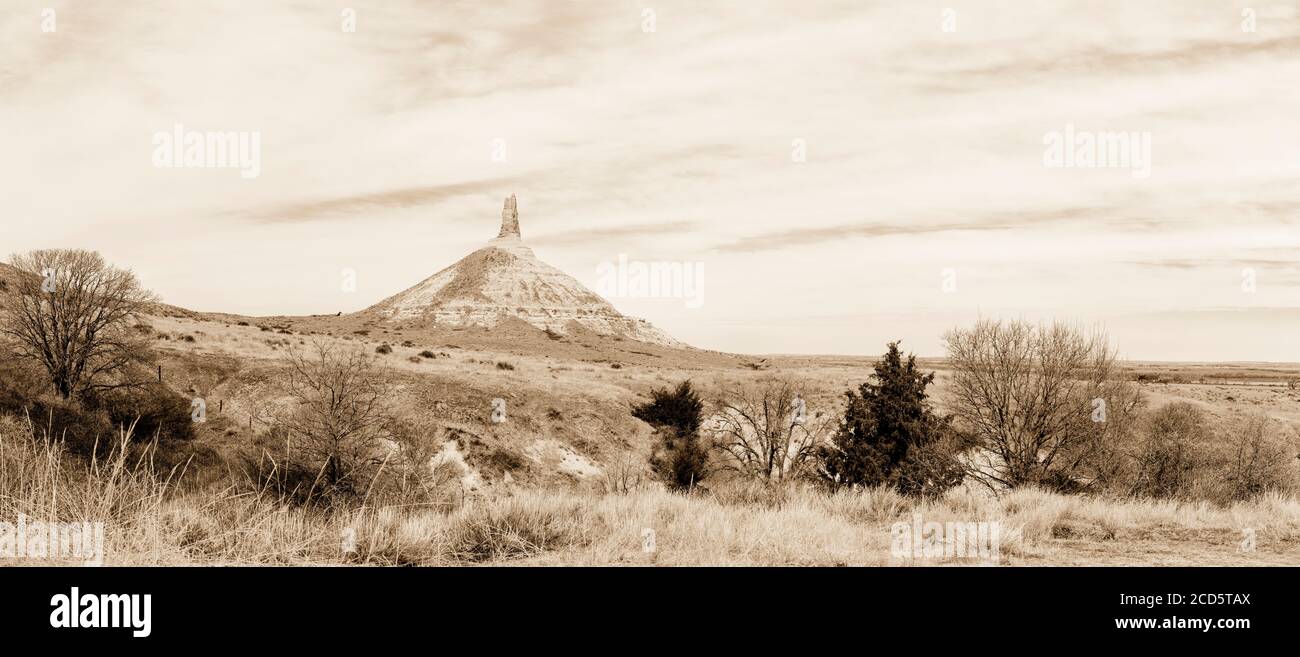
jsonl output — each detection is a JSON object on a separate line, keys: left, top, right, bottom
{"left": 3, "top": 416, "right": 1298, "bottom": 566}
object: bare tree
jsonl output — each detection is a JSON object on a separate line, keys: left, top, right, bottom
{"left": 943, "top": 320, "right": 1141, "bottom": 491}
{"left": 278, "top": 342, "right": 394, "bottom": 495}
{"left": 0, "top": 250, "right": 156, "bottom": 400}
{"left": 711, "top": 379, "right": 834, "bottom": 481}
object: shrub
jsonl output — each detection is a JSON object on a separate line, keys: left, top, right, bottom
{"left": 599, "top": 454, "right": 646, "bottom": 494}
{"left": 236, "top": 437, "right": 331, "bottom": 507}
{"left": 1215, "top": 414, "right": 1297, "bottom": 502}
{"left": 496, "top": 361, "right": 515, "bottom": 370}
{"left": 632, "top": 380, "right": 703, "bottom": 437}
{"left": 486, "top": 446, "right": 525, "bottom": 472}
{"left": 274, "top": 343, "right": 394, "bottom": 499}
{"left": 653, "top": 433, "right": 711, "bottom": 492}
{"left": 87, "top": 383, "right": 197, "bottom": 444}
{"left": 1127, "top": 402, "right": 1206, "bottom": 499}
{"left": 367, "top": 417, "right": 463, "bottom": 507}
{"left": 5, "top": 385, "right": 196, "bottom": 463}
{"left": 375, "top": 344, "right": 392, "bottom": 355}
{"left": 241, "top": 417, "right": 460, "bottom": 510}
{"left": 419, "top": 350, "right": 436, "bottom": 359}
{"left": 632, "top": 380, "right": 708, "bottom": 491}
{"left": 6, "top": 395, "right": 113, "bottom": 459}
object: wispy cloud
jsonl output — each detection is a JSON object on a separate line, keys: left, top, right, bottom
{"left": 944, "top": 33, "right": 1300, "bottom": 88}
{"left": 1131, "top": 258, "right": 1300, "bottom": 270}
{"left": 711, "top": 206, "right": 1139, "bottom": 253}
{"left": 243, "top": 177, "right": 526, "bottom": 224}
{"left": 531, "top": 221, "right": 700, "bottom": 247}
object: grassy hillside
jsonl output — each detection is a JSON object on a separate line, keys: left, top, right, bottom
{"left": 5, "top": 305, "right": 1300, "bottom": 566}
{"left": 3, "top": 414, "right": 1297, "bottom": 566}
{"left": 127, "top": 312, "right": 1300, "bottom": 495}
{"left": 138, "top": 313, "right": 863, "bottom": 489}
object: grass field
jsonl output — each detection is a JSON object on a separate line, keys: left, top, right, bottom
{"left": 4, "top": 312, "right": 1300, "bottom": 566}
{"left": 4, "top": 417, "right": 1298, "bottom": 566}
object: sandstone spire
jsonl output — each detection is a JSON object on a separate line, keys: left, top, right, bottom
{"left": 497, "top": 194, "right": 520, "bottom": 240}
{"left": 364, "top": 195, "right": 683, "bottom": 347}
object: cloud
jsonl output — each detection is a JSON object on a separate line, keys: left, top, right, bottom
{"left": 710, "top": 206, "right": 1135, "bottom": 253}
{"left": 1131, "top": 258, "right": 1300, "bottom": 270}
{"left": 530, "top": 221, "right": 701, "bottom": 247}
{"left": 242, "top": 177, "right": 527, "bottom": 224}
{"left": 712, "top": 221, "right": 984, "bottom": 253}
{"left": 943, "top": 34, "right": 1300, "bottom": 89}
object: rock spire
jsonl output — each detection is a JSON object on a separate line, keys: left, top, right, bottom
{"left": 497, "top": 194, "right": 520, "bottom": 240}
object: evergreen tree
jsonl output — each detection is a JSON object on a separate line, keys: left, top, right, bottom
{"left": 820, "top": 342, "right": 962, "bottom": 495}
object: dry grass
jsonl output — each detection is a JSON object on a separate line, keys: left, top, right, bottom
{"left": 4, "top": 414, "right": 1298, "bottom": 566}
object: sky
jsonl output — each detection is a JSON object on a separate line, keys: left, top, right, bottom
{"left": 2, "top": 0, "right": 1299, "bottom": 361}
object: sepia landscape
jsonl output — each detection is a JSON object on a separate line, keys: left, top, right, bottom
{"left": 2, "top": 196, "right": 1298, "bottom": 566}
{"left": 3, "top": 2, "right": 1300, "bottom": 569}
